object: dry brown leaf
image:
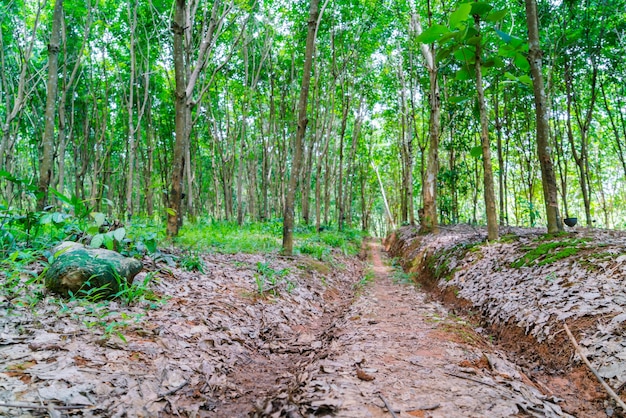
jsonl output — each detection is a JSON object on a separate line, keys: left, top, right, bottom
{"left": 356, "top": 367, "right": 375, "bottom": 381}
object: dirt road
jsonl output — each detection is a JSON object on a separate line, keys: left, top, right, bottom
{"left": 284, "top": 240, "right": 570, "bottom": 417}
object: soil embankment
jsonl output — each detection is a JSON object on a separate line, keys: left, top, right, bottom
{"left": 386, "top": 225, "right": 626, "bottom": 417}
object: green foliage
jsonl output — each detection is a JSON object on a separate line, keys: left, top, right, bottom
{"left": 177, "top": 220, "right": 364, "bottom": 259}
{"left": 511, "top": 238, "right": 591, "bottom": 268}
{"left": 253, "top": 262, "right": 292, "bottom": 295}
{"left": 179, "top": 251, "right": 205, "bottom": 273}
{"left": 353, "top": 268, "right": 375, "bottom": 294}
{"left": 177, "top": 220, "right": 281, "bottom": 253}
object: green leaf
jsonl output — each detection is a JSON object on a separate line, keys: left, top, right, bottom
{"left": 453, "top": 46, "right": 476, "bottom": 62}
{"left": 112, "top": 227, "right": 126, "bottom": 242}
{"left": 416, "top": 24, "right": 449, "bottom": 44}
{"left": 440, "top": 30, "right": 460, "bottom": 43}
{"left": 466, "top": 35, "right": 481, "bottom": 45}
{"left": 49, "top": 188, "right": 72, "bottom": 205}
{"left": 40, "top": 214, "right": 53, "bottom": 224}
{"left": 470, "top": 2, "right": 493, "bottom": 16}
{"left": 485, "top": 9, "right": 507, "bottom": 22}
{"left": 449, "top": 3, "right": 472, "bottom": 28}
{"left": 103, "top": 234, "right": 115, "bottom": 250}
{"left": 463, "top": 27, "right": 479, "bottom": 40}
{"left": 91, "top": 234, "right": 104, "bottom": 248}
{"left": 514, "top": 53, "right": 530, "bottom": 71}
{"left": 450, "top": 96, "right": 471, "bottom": 105}
{"left": 483, "top": 57, "right": 497, "bottom": 67}
{"left": 92, "top": 212, "right": 106, "bottom": 227}
{"left": 495, "top": 29, "right": 512, "bottom": 43}
{"left": 145, "top": 238, "right": 157, "bottom": 254}
{"left": 470, "top": 146, "right": 483, "bottom": 159}
{"left": 455, "top": 67, "right": 472, "bottom": 81}
{"left": 498, "top": 44, "right": 516, "bottom": 58}
{"left": 504, "top": 72, "right": 518, "bottom": 81}
{"left": 436, "top": 46, "right": 454, "bottom": 61}
{"left": 166, "top": 207, "right": 176, "bottom": 216}
{"left": 518, "top": 75, "right": 533, "bottom": 86}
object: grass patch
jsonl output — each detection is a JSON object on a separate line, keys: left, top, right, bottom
{"left": 511, "top": 238, "right": 591, "bottom": 268}
{"left": 177, "top": 219, "right": 365, "bottom": 257}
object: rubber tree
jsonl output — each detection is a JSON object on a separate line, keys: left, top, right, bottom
{"left": 38, "top": 0, "right": 64, "bottom": 210}
{"left": 282, "top": 0, "right": 322, "bottom": 255}
{"left": 168, "top": 0, "right": 245, "bottom": 236}
{"left": 524, "top": 0, "right": 563, "bottom": 233}
{"left": 473, "top": 9, "right": 498, "bottom": 241}
{"left": 412, "top": 8, "right": 440, "bottom": 234}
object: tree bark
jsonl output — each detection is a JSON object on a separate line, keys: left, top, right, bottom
{"left": 412, "top": 12, "right": 440, "bottom": 234}
{"left": 525, "top": 0, "right": 563, "bottom": 233}
{"left": 282, "top": 0, "right": 321, "bottom": 255}
{"left": 38, "top": 0, "right": 64, "bottom": 210}
{"left": 167, "top": 0, "right": 187, "bottom": 237}
{"left": 474, "top": 15, "right": 498, "bottom": 240}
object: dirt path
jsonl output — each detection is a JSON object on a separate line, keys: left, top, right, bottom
{"left": 292, "top": 240, "right": 570, "bottom": 417}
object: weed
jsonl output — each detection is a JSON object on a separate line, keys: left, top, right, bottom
{"left": 179, "top": 251, "right": 205, "bottom": 273}
{"left": 253, "top": 262, "right": 291, "bottom": 295}
{"left": 511, "top": 238, "right": 590, "bottom": 268}
{"left": 353, "top": 268, "right": 375, "bottom": 294}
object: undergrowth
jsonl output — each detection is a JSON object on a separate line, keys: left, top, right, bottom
{"left": 176, "top": 219, "right": 365, "bottom": 258}
{"left": 511, "top": 238, "right": 591, "bottom": 268}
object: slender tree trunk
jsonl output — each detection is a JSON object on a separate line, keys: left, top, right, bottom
{"left": 412, "top": 12, "right": 440, "bottom": 234}
{"left": 600, "top": 82, "right": 626, "bottom": 180}
{"left": 336, "top": 92, "right": 350, "bottom": 231}
{"left": 525, "top": 0, "right": 562, "bottom": 233}
{"left": 37, "top": 0, "right": 63, "bottom": 210}
{"left": 565, "top": 61, "right": 596, "bottom": 227}
{"left": 474, "top": 15, "right": 498, "bottom": 240}
{"left": 167, "top": 0, "right": 187, "bottom": 236}
{"left": 124, "top": 1, "right": 138, "bottom": 219}
{"left": 282, "top": 0, "right": 320, "bottom": 255}
{"left": 493, "top": 79, "right": 506, "bottom": 225}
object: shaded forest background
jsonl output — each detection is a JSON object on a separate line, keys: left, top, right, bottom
{"left": 2, "top": 0, "right": 625, "bottom": 244}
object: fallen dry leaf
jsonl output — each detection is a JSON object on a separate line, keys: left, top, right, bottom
{"left": 356, "top": 367, "right": 375, "bottom": 381}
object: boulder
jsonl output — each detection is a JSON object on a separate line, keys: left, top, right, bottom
{"left": 44, "top": 241, "right": 143, "bottom": 299}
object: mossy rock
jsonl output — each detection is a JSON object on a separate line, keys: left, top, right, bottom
{"left": 44, "top": 242, "right": 142, "bottom": 299}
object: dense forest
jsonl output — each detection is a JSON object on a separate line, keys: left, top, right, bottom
{"left": 2, "top": 0, "right": 625, "bottom": 251}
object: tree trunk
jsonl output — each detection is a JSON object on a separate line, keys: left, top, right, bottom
{"left": 474, "top": 15, "right": 498, "bottom": 240}
{"left": 282, "top": 0, "right": 320, "bottom": 255}
{"left": 37, "top": 0, "right": 63, "bottom": 210}
{"left": 412, "top": 12, "right": 440, "bottom": 234}
{"left": 124, "top": 1, "right": 138, "bottom": 219}
{"left": 336, "top": 92, "right": 350, "bottom": 231}
{"left": 525, "top": 0, "right": 562, "bottom": 233}
{"left": 167, "top": 0, "right": 187, "bottom": 237}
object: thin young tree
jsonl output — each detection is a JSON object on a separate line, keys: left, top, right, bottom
{"left": 282, "top": 0, "right": 322, "bottom": 255}
{"left": 524, "top": 0, "right": 563, "bottom": 233}
{"left": 38, "top": 0, "right": 64, "bottom": 210}
{"left": 474, "top": 12, "right": 498, "bottom": 240}
{"left": 412, "top": 8, "right": 440, "bottom": 234}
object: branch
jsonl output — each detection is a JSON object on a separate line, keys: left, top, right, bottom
{"left": 563, "top": 322, "right": 626, "bottom": 411}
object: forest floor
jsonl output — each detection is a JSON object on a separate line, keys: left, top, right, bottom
{"left": 0, "top": 228, "right": 621, "bottom": 417}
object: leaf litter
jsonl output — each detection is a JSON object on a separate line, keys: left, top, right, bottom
{"left": 387, "top": 225, "right": 626, "bottom": 417}
{"left": 0, "top": 231, "right": 608, "bottom": 417}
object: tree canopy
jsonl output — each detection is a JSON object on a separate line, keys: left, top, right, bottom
{"left": 2, "top": 0, "right": 626, "bottom": 247}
